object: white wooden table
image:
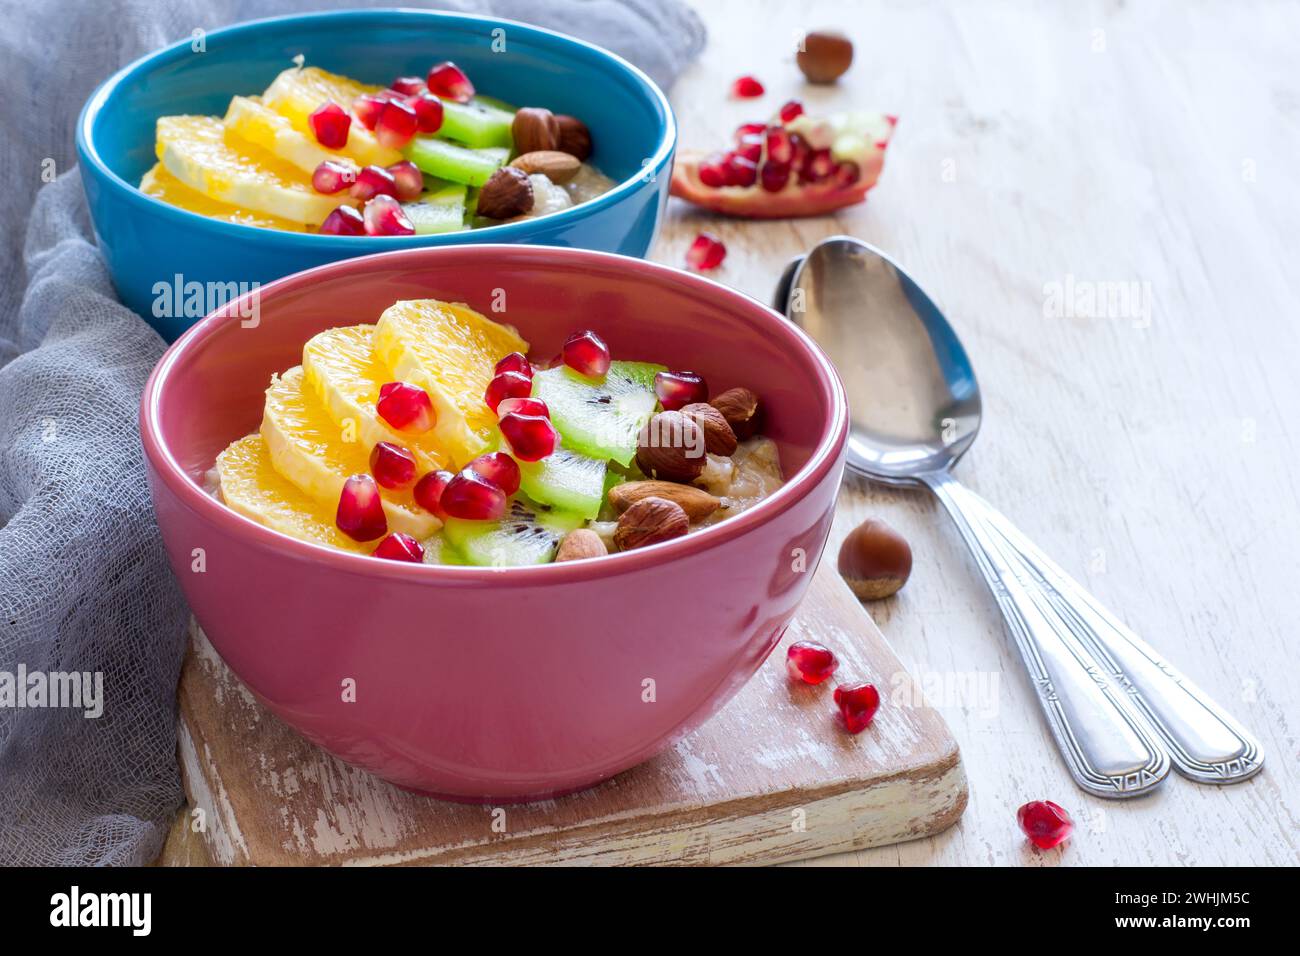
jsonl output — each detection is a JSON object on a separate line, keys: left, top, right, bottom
{"left": 660, "top": 0, "right": 1300, "bottom": 866}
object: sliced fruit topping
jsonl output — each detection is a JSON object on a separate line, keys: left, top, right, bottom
{"left": 139, "top": 163, "right": 307, "bottom": 232}
{"left": 467, "top": 452, "right": 521, "bottom": 496}
{"left": 426, "top": 61, "right": 475, "bottom": 103}
{"left": 262, "top": 66, "right": 401, "bottom": 167}
{"left": 312, "top": 160, "right": 355, "bottom": 194}
{"left": 499, "top": 409, "right": 559, "bottom": 461}
{"left": 402, "top": 182, "right": 468, "bottom": 235}
{"left": 350, "top": 164, "right": 397, "bottom": 200}
{"left": 1017, "top": 801, "right": 1074, "bottom": 850}
{"left": 440, "top": 469, "right": 508, "bottom": 521}
{"left": 309, "top": 101, "right": 351, "bottom": 148}
{"left": 336, "top": 473, "right": 388, "bottom": 541}
{"left": 363, "top": 194, "right": 415, "bottom": 235}
{"left": 373, "top": 532, "right": 425, "bottom": 562}
{"left": 531, "top": 360, "right": 664, "bottom": 466}
{"left": 654, "top": 370, "right": 708, "bottom": 411}
{"left": 685, "top": 232, "right": 727, "bottom": 271}
{"left": 485, "top": 369, "right": 533, "bottom": 413}
{"left": 376, "top": 381, "right": 436, "bottom": 433}
{"left": 413, "top": 469, "right": 454, "bottom": 518}
{"left": 442, "top": 499, "right": 584, "bottom": 567}
{"left": 786, "top": 641, "right": 838, "bottom": 684}
{"left": 319, "top": 204, "right": 365, "bottom": 235}
{"left": 518, "top": 445, "right": 607, "bottom": 519}
{"left": 833, "top": 682, "right": 880, "bottom": 734}
{"left": 562, "top": 329, "right": 612, "bottom": 379}
{"left": 369, "top": 441, "right": 417, "bottom": 489}
{"left": 405, "top": 138, "right": 508, "bottom": 187}
{"left": 731, "top": 75, "right": 765, "bottom": 98}
{"left": 223, "top": 96, "right": 351, "bottom": 176}
{"left": 439, "top": 98, "right": 515, "bottom": 148}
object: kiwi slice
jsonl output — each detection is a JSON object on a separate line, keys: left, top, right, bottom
{"left": 518, "top": 445, "right": 607, "bottom": 519}
{"left": 403, "top": 183, "right": 467, "bottom": 234}
{"left": 442, "top": 498, "right": 584, "bottom": 567}
{"left": 421, "top": 532, "right": 469, "bottom": 566}
{"left": 438, "top": 99, "right": 515, "bottom": 149}
{"left": 405, "top": 139, "right": 508, "bottom": 187}
{"left": 531, "top": 360, "right": 666, "bottom": 466}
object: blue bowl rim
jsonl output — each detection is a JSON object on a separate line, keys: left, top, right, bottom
{"left": 75, "top": 7, "right": 677, "bottom": 248}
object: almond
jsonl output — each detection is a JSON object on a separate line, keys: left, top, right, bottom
{"left": 512, "top": 107, "right": 560, "bottom": 154}
{"left": 613, "top": 496, "right": 689, "bottom": 551}
{"left": 608, "top": 480, "right": 721, "bottom": 521}
{"left": 710, "top": 387, "right": 762, "bottom": 440}
{"left": 636, "top": 410, "right": 706, "bottom": 482}
{"left": 509, "top": 150, "right": 581, "bottom": 184}
{"left": 554, "top": 114, "right": 593, "bottom": 160}
{"left": 555, "top": 528, "right": 608, "bottom": 562}
{"left": 476, "top": 166, "right": 533, "bottom": 219}
{"left": 680, "top": 402, "right": 738, "bottom": 456}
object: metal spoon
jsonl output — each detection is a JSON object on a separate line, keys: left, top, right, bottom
{"left": 781, "top": 236, "right": 1263, "bottom": 797}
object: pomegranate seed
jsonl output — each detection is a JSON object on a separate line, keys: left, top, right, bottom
{"left": 764, "top": 125, "right": 793, "bottom": 165}
{"left": 375, "top": 98, "right": 418, "bottom": 149}
{"left": 363, "top": 195, "right": 415, "bottom": 236}
{"left": 734, "top": 122, "right": 765, "bottom": 142}
{"left": 377, "top": 381, "right": 436, "bottom": 433}
{"left": 468, "top": 451, "right": 521, "bottom": 496}
{"left": 308, "top": 101, "right": 351, "bottom": 149}
{"left": 318, "top": 204, "right": 365, "bottom": 236}
{"left": 350, "top": 164, "right": 397, "bottom": 201}
{"left": 373, "top": 532, "right": 424, "bottom": 562}
{"left": 387, "top": 159, "right": 425, "bottom": 201}
{"left": 426, "top": 61, "right": 475, "bottom": 103}
{"left": 413, "top": 469, "right": 454, "bottom": 517}
{"left": 497, "top": 396, "right": 548, "bottom": 418}
{"left": 736, "top": 134, "right": 763, "bottom": 163}
{"left": 886, "top": 114, "right": 899, "bottom": 127}
{"left": 312, "top": 160, "right": 356, "bottom": 194}
{"left": 831, "top": 161, "right": 861, "bottom": 187}
{"left": 494, "top": 352, "right": 533, "bottom": 379}
{"left": 484, "top": 370, "right": 533, "bottom": 413}
{"left": 760, "top": 161, "right": 791, "bottom": 192}
{"left": 723, "top": 153, "right": 758, "bottom": 187}
{"left": 352, "top": 93, "right": 388, "bottom": 130}
{"left": 562, "top": 330, "right": 611, "bottom": 378}
{"left": 441, "top": 469, "right": 508, "bottom": 520}
{"left": 801, "top": 148, "right": 835, "bottom": 183}
{"left": 1017, "top": 801, "right": 1074, "bottom": 850}
{"left": 406, "top": 92, "right": 445, "bottom": 134}
{"left": 779, "top": 99, "right": 804, "bottom": 123}
{"left": 368, "top": 441, "right": 417, "bottom": 489}
{"left": 654, "top": 370, "right": 708, "bottom": 411}
{"left": 685, "top": 232, "right": 726, "bottom": 271}
{"left": 833, "top": 682, "right": 881, "bottom": 734}
{"left": 731, "top": 75, "right": 764, "bottom": 98}
{"left": 790, "top": 133, "right": 811, "bottom": 169}
{"left": 336, "top": 474, "right": 387, "bottom": 541}
{"left": 786, "top": 641, "right": 838, "bottom": 684}
{"left": 499, "top": 411, "right": 559, "bottom": 461}
{"left": 390, "top": 76, "right": 427, "bottom": 96}
{"left": 698, "top": 153, "right": 730, "bottom": 189}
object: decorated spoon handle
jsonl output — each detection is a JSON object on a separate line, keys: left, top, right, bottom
{"left": 959, "top": 488, "right": 1264, "bottom": 785}
{"left": 922, "top": 471, "right": 1170, "bottom": 798}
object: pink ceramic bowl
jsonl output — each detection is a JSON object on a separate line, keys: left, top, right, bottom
{"left": 141, "top": 245, "right": 848, "bottom": 802}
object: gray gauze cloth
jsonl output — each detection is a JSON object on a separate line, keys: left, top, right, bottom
{"left": 0, "top": 0, "right": 703, "bottom": 866}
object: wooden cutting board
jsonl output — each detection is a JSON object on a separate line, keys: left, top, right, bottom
{"left": 162, "top": 560, "right": 966, "bottom": 866}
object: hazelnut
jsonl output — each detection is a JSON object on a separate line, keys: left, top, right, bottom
{"left": 710, "top": 387, "right": 762, "bottom": 440}
{"left": 512, "top": 107, "right": 560, "bottom": 154}
{"left": 509, "top": 149, "right": 581, "bottom": 184}
{"left": 613, "top": 496, "right": 689, "bottom": 551}
{"left": 797, "top": 30, "right": 854, "bottom": 84}
{"left": 608, "top": 480, "right": 721, "bottom": 521}
{"left": 838, "top": 517, "right": 912, "bottom": 600}
{"left": 554, "top": 114, "right": 593, "bottom": 161}
{"left": 476, "top": 166, "right": 534, "bottom": 219}
{"left": 555, "top": 528, "right": 608, "bottom": 562}
{"left": 636, "top": 410, "right": 707, "bottom": 482}
{"left": 680, "top": 402, "right": 738, "bottom": 457}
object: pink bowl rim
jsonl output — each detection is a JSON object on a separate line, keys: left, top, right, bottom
{"left": 140, "top": 245, "right": 849, "bottom": 583}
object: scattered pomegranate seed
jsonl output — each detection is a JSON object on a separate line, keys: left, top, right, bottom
{"left": 499, "top": 410, "right": 559, "bottom": 461}
{"left": 734, "top": 122, "right": 765, "bottom": 142}
{"left": 685, "top": 232, "right": 726, "bottom": 271}
{"left": 801, "top": 148, "right": 835, "bottom": 183}
{"left": 413, "top": 469, "right": 454, "bottom": 517}
{"left": 1017, "top": 801, "right": 1074, "bottom": 849}
{"left": 654, "top": 370, "right": 708, "bottom": 411}
{"left": 363, "top": 195, "right": 415, "bottom": 236}
{"left": 760, "top": 161, "right": 791, "bottom": 192}
{"left": 494, "top": 352, "right": 533, "bottom": 379}
{"left": 484, "top": 369, "right": 533, "bottom": 413}
{"left": 375, "top": 98, "right": 418, "bottom": 150}
{"left": 368, "top": 441, "right": 417, "bottom": 489}
{"left": 377, "top": 381, "right": 436, "bottom": 433}
{"left": 833, "top": 682, "right": 881, "bottom": 734}
{"left": 387, "top": 160, "right": 425, "bottom": 202}
{"left": 778, "top": 99, "right": 805, "bottom": 123}
{"left": 724, "top": 154, "right": 759, "bottom": 187}
{"left": 373, "top": 532, "right": 425, "bottom": 562}
{"left": 336, "top": 474, "right": 387, "bottom": 541}
{"left": 496, "top": 396, "right": 548, "bottom": 418}
{"left": 786, "top": 641, "right": 838, "bottom": 684}
{"left": 885, "top": 114, "right": 899, "bottom": 127}
{"left": 318, "top": 205, "right": 366, "bottom": 236}
{"left": 731, "top": 75, "right": 765, "bottom": 98}
{"left": 468, "top": 451, "right": 521, "bottom": 496}
{"left": 406, "top": 92, "right": 444, "bottom": 134}
{"left": 764, "top": 126, "right": 793, "bottom": 165}
{"left": 390, "top": 76, "right": 427, "bottom": 96}
{"left": 312, "top": 160, "right": 356, "bottom": 194}
{"left": 350, "top": 164, "right": 398, "bottom": 201}
{"left": 562, "top": 330, "right": 611, "bottom": 378}
{"left": 426, "top": 61, "right": 475, "bottom": 102}
{"left": 352, "top": 93, "right": 389, "bottom": 130}
{"left": 308, "top": 101, "right": 351, "bottom": 149}
{"left": 440, "top": 469, "right": 508, "bottom": 520}
{"left": 831, "top": 161, "right": 861, "bottom": 187}
{"left": 698, "top": 153, "right": 730, "bottom": 188}
{"left": 735, "top": 134, "right": 763, "bottom": 163}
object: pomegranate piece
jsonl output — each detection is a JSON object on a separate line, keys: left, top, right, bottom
{"left": 499, "top": 410, "right": 559, "bottom": 461}
{"left": 494, "top": 352, "right": 533, "bottom": 379}
{"left": 318, "top": 205, "right": 365, "bottom": 236}
{"left": 685, "top": 233, "right": 726, "bottom": 271}
{"left": 735, "top": 122, "right": 766, "bottom": 142}
{"left": 312, "top": 160, "right": 356, "bottom": 194}
{"left": 562, "top": 330, "right": 611, "bottom": 378}
{"left": 800, "top": 148, "right": 835, "bottom": 184}
{"left": 468, "top": 451, "right": 521, "bottom": 496}
{"left": 496, "top": 396, "right": 548, "bottom": 418}
{"left": 373, "top": 532, "right": 425, "bottom": 563}
{"left": 308, "top": 101, "right": 351, "bottom": 149}
{"left": 731, "top": 75, "right": 765, "bottom": 98}
{"left": 406, "top": 92, "right": 445, "bottom": 134}
{"left": 387, "top": 160, "right": 425, "bottom": 202}
{"left": 761, "top": 161, "right": 791, "bottom": 193}
{"left": 440, "top": 469, "right": 508, "bottom": 521}
{"left": 413, "top": 469, "right": 454, "bottom": 517}
{"left": 363, "top": 195, "right": 415, "bottom": 236}
{"left": 375, "top": 98, "right": 419, "bottom": 150}
{"left": 698, "top": 153, "right": 730, "bottom": 188}
{"left": 368, "top": 441, "right": 417, "bottom": 489}
{"left": 765, "top": 125, "right": 793, "bottom": 165}
{"left": 831, "top": 161, "right": 861, "bottom": 187}
{"left": 352, "top": 93, "right": 389, "bottom": 130}
{"left": 350, "top": 164, "right": 397, "bottom": 201}
{"left": 724, "top": 154, "right": 758, "bottom": 187}
{"left": 654, "top": 370, "right": 708, "bottom": 411}
{"left": 778, "top": 99, "right": 805, "bottom": 123}
{"left": 426, "top": 61, "right": 475, "bottom": 103}
{"left": 786, "top": 640, "right": 839, "bottom": 685}
{"left": 484, "top": 369, "right": 533, "bottom": 413}
{"left": 1017, "top": 801, "right": 1074, "bottom": 850}
{"left": 336, "top": 474, "right": 387, "bottom": 541}
{"left": 390, "top": 76, "right": 427, "bottom": 96}
{"left": 377, "top": 381, "right": 436, "bottom": 433}
{"left": 833, "top": 682, "right": 881, "bottom": 734}
{"left": 735, "top": 134, "right": 763, "bottom": 163}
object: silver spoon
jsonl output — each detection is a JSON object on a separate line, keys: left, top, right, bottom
{"left": 782, "top": 236, "right": 1263, "bottom": 797}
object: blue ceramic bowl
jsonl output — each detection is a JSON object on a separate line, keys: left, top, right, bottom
{"left": 76, "top": 9, "right": 676, "bottom": 340}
